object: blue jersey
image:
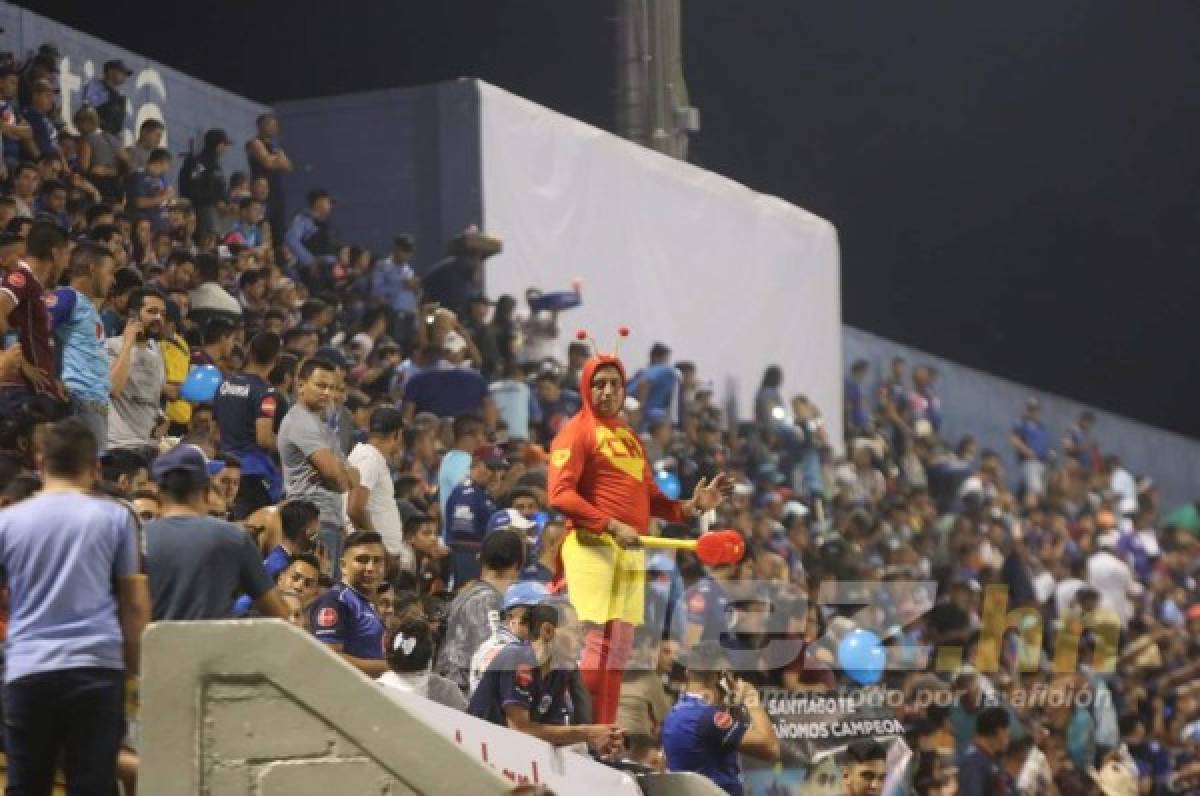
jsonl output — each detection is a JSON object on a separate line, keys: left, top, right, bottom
{"left": 24, "top": 108, "right": 58, "bottom": 160}
{"left": 518, "top": 561, "right": 555, "bottom": 584}
{"left": 47, "top": 287, "right": 109, "bottom": 403}
{"left": 662, "top": 694, "right": 749, "bottom": 796}
{"left": 956, "top": 744, "right": 1015, "bottom": 796}
{"left": 370, "top": 258, "right": 418, "bottom": 314}
{"left": 629, "top": 363, "right": 679, "bottom": 420}
{"left": 437, "top": 449, "right": 471, "bottom": 523}
{"left": 126, "top": 170, "right": 169, "bottom": 230}
{"left": 444, "top": 478, "right": 496, "bottom": 547}
{"left": 100, "top": 308, "right": 124, "bottom": 338}
{"left": 845, "top": 377, "right": 869, "bottom": 430}
{"left": 214, "top": 372, "right": 275, "bottom": 454}
{"left": 467, "top": 641, "right": 573, "bottom": 728}
{"left": 214, "top": 376, "right": 279, "bottom": 463}
{"left": 214, "top": 372, "right": 283, "bottom": 498}
{"left": 228, "top": 220, "right": 265, "bottom": 249}
{"left": 231, "top": 545, "right": 292, "bottom": 618}
{"left": 309, "top": 582, "right": 384, "bottom": 660}
{"left": 1012, "top": 418, "right": 1049, "bottom": 462}
{"left": 685, "top": 576, "right": 731, "bottom": 643}
{"left": 403, "top": 367, "right": 489, "bottom": 419}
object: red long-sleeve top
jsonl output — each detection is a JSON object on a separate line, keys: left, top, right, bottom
{"left": 548, "top": 355, "right": 686, "bottom": 534}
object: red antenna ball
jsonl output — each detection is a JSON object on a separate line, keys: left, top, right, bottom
{"left": 618, "top": 326, "right": 630, "bottom": 337}
{"left": 575, "top": 329, "right": 588, "bottom": 341}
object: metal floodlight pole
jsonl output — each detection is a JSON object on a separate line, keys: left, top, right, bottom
{"left": 615, "top": 0, "right": 699, "bottom": 161}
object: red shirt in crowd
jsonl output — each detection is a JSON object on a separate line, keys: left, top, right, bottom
{"left": 0, "top": 262, "right": 55, "bottom": 393}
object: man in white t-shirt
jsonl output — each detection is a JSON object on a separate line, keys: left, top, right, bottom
{"left": 1104, "top": 455, "right": 1139, "bottom": 517}
{"left": 347, "top": 407, "right": 405, "bottom": 557}
{"left": 1087, "top": 530, "right": 1143, "bottom": 627}
{"left": 517, "top": 290, "right": 559, "bottom": 365}
{"left": 1054, "top": 556, "right": 1089, "bottom": 620}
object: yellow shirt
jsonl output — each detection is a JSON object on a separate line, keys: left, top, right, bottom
{"left": 161, "top": 334, "right": 191, "bottom": 425}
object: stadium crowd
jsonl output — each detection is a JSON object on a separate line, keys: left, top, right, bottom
{"left": 0, "top": 40, "right": 1195, "bottom": 796}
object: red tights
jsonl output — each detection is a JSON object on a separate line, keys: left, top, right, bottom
{"left": 578, "top": 620, "right": 635, "bottom": 725}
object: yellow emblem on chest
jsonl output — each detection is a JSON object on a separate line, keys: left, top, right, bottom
{"left": 593, "top": 426, "right": 645, "bottom": 480}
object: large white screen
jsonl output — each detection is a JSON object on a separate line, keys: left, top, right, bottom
{"left": 478, "top": 82, "right": 844, "bottom": 445}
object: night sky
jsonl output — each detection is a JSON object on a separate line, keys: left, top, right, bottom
{"left": 20, "top": 1, "right": 1200, "bottom": 437}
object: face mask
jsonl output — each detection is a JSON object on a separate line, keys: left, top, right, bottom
{"left": 534, "top": 637, "right": 554, "bottom": 667}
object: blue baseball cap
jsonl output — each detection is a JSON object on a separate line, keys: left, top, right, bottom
{"left": 486, "top": 508, "right": 537, "bottom": 536}
{"left": 647, "top": 553, "right": 676, "bottom": 574}
{"left": 150, "top": 444, "right": 223, "bottom": 483}
{"left": 502, "top": 581, "right": 552, "bottom": 613}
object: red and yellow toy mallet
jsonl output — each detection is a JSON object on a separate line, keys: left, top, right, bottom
{"left": 638, "top": 530, "right": 746, "bottom": 566}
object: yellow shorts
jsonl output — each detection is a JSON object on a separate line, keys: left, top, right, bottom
{"left": 561, "top": 529, "right": 645, "bottom": 625}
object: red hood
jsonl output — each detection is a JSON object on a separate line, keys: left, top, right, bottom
{"left": 579, "top": 354, "right": 627, "bottom": 423}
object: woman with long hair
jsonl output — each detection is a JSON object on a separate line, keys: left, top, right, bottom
{"left": 490, "top": 294, "right": 519, "bottom": 373}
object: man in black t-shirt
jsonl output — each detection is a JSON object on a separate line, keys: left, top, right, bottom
{"left": 423, "top": 233, "right": 487, "bottom": 318}
{"left": 180, "top": 129, "right": 230, "bottom": 238}
{"left": 214, "top": 331, "right": 285, "bottom": 518}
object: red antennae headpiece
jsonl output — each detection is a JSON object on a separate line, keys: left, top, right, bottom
{"left": 576, "top": 327, "right": 633, "bottom": 359}
{"left": 575, "top": 329, "right": 599, "bottom": 356}
{"left": 614, "top": 326, "right": 630, "bottom": 358}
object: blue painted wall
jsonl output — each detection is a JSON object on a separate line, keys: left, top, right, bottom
{"left": 275, "top": 80, "right": 482, "bottom": 273}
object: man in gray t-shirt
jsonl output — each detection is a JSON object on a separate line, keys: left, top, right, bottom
{"left": 147, "top": 513, "right": 274, "bottom": 619}
{"left": 277, "top": 357, "right": 359, "bottom": 576}
{"left": 434, "top": 530, "right": 526, "bottom": 696}
{"left": 144, "top": 443, "right": 288, "bottom": 620}
{"left": 105, "top": 288, "right": 167, "bottom": 453}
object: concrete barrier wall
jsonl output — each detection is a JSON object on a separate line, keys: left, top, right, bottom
{"left": 843, "top": 325, "right": 1200, "bottom": 510}
{"left": 139, "top": 621, "right": 731, "bottom": 796}
{"left": 639, "top": 772, "right": 730, "bottom": 796}
{"left": 139, "top": 621, "right": 510, "bottom": 796}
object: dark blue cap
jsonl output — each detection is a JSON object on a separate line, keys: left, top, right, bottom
{"left": 150, "top": 444, "right": 223, "bottom": 483}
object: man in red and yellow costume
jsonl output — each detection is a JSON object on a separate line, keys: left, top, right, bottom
{"left": 549, "top": 352, "right": 728, "bottom": 723}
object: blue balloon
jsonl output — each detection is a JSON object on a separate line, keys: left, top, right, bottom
{"left": 181, "top": 365, "right": 223, "bottom": 403}
{"left": 837, "top": 628, "right": 886, "bottom": 685}
{"left": 655, "top": 469, "right": 681, "bottom": 500}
